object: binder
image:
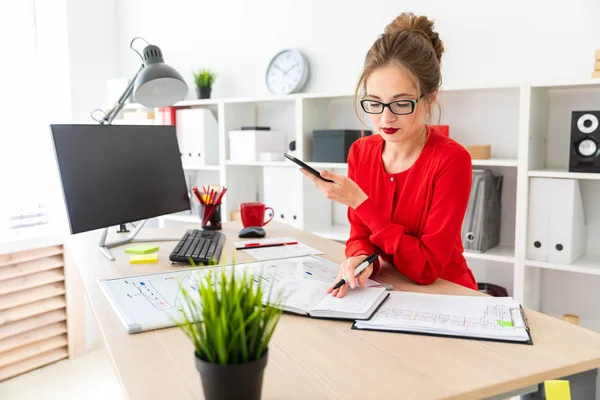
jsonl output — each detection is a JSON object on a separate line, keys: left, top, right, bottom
{"left": 462, "top": 169, "right": 502, "bottom": 253}
{"left": 527, "top": 178, "right": 586, "bottom": 264}
{"left": 263, "top": 167, "right": 302, "bottom": 229}
{"left": 175, "top": 108, "right": 219, "bottom": 168}
{"left": 527, "top": 178, "right": 552, "bottom": 261}
{"left": 351, "top": 291, "right": 533, "bottom": 345}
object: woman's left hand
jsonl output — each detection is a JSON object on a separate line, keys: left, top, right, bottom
{"left": 300, "top": 169, "right": 368, "bottom": 209}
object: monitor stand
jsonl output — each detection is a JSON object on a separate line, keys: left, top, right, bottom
{"left": 98, "top": 219, "right": 182, "bottom": 261}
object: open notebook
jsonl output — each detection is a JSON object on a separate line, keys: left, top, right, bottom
{"left": 352, "top": 291, "right": 532, "bottom": 344}
{"left": 265, "top": 279, "right": 389, "bottom": 320}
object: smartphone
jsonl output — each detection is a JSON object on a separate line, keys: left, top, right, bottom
{"left": 284, "top": 153, "right": 334, "bottom": 183}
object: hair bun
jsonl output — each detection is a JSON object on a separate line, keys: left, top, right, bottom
{"left": 384, "top": 12, "right": 444, "bottom": 62}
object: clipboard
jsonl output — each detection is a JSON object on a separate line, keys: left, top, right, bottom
{"left": 351, "top": 292, "right": 534, "bottom": 345}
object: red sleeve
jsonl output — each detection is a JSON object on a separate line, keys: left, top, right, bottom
{"left": 344, "top": 142, "right": 381, "bottom": 274}
{"left": 353, "top": 148, "right": 472, "bottom": 284}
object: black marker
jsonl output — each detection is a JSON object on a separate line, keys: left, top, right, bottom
{"left": 332, "top": 254, "right": 378, "bottom": 290}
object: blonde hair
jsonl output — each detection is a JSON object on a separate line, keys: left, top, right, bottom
{"left": 354, "top": 12, "right": 444, "bottom": 128}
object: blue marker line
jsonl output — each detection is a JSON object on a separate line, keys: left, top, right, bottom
{"left": 140, "top": 282, "right": 145, "bottom": 286}
{"left": 305, "top": 271, "right": 313, "bottom": 276}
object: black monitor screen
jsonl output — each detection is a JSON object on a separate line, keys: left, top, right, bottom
{"left": 50, "top": 124, "right": 190, "bottom": 234}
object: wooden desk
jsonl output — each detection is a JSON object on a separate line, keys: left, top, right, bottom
{"left": 67, "top": 221, "right": 600, "bottom": 400}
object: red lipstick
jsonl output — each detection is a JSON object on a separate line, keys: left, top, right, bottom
{"left": 381, "top": 127, "right": 398, "bottom": 134}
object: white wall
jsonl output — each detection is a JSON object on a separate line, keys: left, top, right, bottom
{"left": 114, "top": 0, "right": 600, "bottom": 100}
{"left": 66, "top": 0, "right": 119, "bottom": 123}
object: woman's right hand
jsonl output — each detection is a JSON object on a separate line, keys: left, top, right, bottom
{"left": 327, "top": 255, "right": 373, "bottom": 298}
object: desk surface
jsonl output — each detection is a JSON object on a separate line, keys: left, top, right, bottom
{"left": 67, "top": 221, "right": 600, "bottom": 400}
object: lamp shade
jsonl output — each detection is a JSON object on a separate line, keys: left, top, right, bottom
{"left": 134, "top": 44, "right": 188, "bottom": 108}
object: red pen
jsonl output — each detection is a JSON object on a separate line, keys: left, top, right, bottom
{"left": 239, "top": 241, "right": 299, "bottom": 250}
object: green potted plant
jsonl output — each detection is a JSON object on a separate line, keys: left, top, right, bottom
{"left": 176, "top": 266, "right": 283, "bottom": 400}
{"left": 193, "top": 68, "right": 216, "bottom": 99}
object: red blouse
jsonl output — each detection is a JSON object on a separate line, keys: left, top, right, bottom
{"left": 345, "top": 127, "right": 478, "bottom": 290}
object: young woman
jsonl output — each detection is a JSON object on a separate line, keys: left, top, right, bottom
{"left": 301, "top": 12, "right": 477, "bottom": 297}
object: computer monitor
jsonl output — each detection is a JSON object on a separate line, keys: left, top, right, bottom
{"left": 50, "top": 124, "right": 191, "bottom": 260}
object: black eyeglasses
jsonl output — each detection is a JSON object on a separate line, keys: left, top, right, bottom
{"left": 360, "top": 94, "right": 424, "bottom": 115}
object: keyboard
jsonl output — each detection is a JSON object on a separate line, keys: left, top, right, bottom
{"left": 169, "top": 229, "right": 225, "bottom": 265}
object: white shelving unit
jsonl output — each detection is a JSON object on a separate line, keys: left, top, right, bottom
{"left": 310, "top": 224, "right": 351, "bottom": 242}
{"left": 464, "top": 245, "right": 516, "bottom": 264}
{"left": 525, "top": 255, "right": 600, "bottom": 276}
{"left": 129, "top": 78, "right": 600, "bottom": 333}
{"left": 515, "top": 80, "right": 600, "bottom": 335}
{"left": 472, "top": 158, "right": 519, "bottom": 167}
{"left": 528, "top": 168, "right": 600, "bottom": 180}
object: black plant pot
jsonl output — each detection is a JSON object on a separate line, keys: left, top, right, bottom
{"left": 196, "top": 87, "right": 212, "bottom": 99}
{"left": 195, "top": 349, "right": 268, "bottom": 400}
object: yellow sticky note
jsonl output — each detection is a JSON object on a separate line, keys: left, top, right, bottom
{"left": 544, "top": 380, "right": 571, "bottom": 400}
{"left": 129, "top": 254, "right": 159, "bottom": 264}
{"left": 125, "top": 245, "right": 159, "bottom": 254}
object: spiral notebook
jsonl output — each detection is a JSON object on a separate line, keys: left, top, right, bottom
{"left": 352, "top": 291, "right": 532, "bottom": 345}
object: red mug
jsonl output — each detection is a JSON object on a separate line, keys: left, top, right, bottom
{"left": 240, "top": 202, "right": 274, "bottom": 228}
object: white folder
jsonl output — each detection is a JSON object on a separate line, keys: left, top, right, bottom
{"left": 547, "top": 179, "right": 586, "bottom": 264}
{"left": 175, "top": 108, "right": 219, "bottom": 167}
{"left": 527, "top": 178, "right": 551, "bottom": 261}
{"left": 263, "top": 167, "right": 302, "bottom": 229}
{"left": 527, "top": 178, "right": 586, "bottom": 264}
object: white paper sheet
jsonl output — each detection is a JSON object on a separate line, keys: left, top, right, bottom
{"left": 232, "top": 237, "right": 324, "bottom": 260}
{"left": 353, "top": 291, "right": 530, "bottom": 342}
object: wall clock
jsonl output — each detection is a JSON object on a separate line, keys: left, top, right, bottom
{"left": 265, "top": 49, "right": 309, "bottom": 95}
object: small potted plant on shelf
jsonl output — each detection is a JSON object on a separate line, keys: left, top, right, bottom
{"left": 193, "top": 68, "right": 216, "bottom": 99}
{"left": 176, "top": 265, "right": 283, "bottom": 400}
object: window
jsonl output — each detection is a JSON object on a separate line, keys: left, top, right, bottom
{"left": 0, "top": 1, "right": 69, "bottom": 241}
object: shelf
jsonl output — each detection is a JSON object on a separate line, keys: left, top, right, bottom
{"left": 525, "top": 255, "right": 600, "bottom": 276}
{"left": 182, "top": 165, "right": 220, "bottom": 171}
{"left": 300, "top": 92, "right": 353, "bottom": 100}
{"left": 471, "top": 158, "right": 518, "bottom": 167}
{"left": 173, "top": 99, "right": 220, "bottom": 107}
{"left": 159, "top": 214, "right": 201, "bottom": 224}
{"left": 530, "top": 78, "right": 600, "bottom": 90}
{"left": 112, "top": 119, "right": 156, "bottom": 126}
{"left": 463, "top": 244, "right": 515, "bottom": 263}
{"left": 225, "top": 160, "right": 292, "bottom": 168}
{"left": 528, "top": 168, "right": 600, "bottom": 180}
{"left": 310, "top": 225, "right": 350, "bottom": 242}
{"left": 311, "top": 162, "right": 348, "bottom": 169}
{"left": 121, "top": 103, "right": 153, "bottom": 110}
{"left": 439, "top": 82, "right": 521, "bottom": 92}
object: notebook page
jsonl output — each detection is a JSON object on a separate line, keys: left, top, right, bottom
{"left": 354, "top": 292, "right": 528, "bottom": 340}
{"left": 268, "top": 278, "right": 330, "bottom": 314}
{"left": 310, "top": 286, "right": 386, "bottom": 316}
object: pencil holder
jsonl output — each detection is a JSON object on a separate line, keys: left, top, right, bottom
{"left": 201, "top": 204, "right": 222, "bottom": 231}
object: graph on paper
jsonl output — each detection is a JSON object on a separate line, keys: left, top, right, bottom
{"left": 353, "top": 291, "right": 531, "bottom": 343}
{"left": 372, "top": 304, "right": 515, "bottom": 330}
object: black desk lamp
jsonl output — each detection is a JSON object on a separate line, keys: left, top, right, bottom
{"left": 92, "top": 37, "right": 188, "bottom": 234}
{"left": 93, "top": 37, "right": 187, "bottom": 125}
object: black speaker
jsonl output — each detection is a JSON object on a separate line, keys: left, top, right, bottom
{"left": 569, "top": 111, "right": 600, "bottom": 173}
